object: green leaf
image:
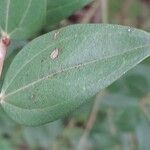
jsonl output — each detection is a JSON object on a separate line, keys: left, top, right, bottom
{"left": 109, "top": 64, "right": 150, "bottom": 98}
{"left": 0, "top": 40, "right": 26, "bottom": 90}
{"left": 0, "top": 106, "right": 16, "bottom": 135}
{"left": 23, "top": 120, "right": 63, "bottom": 149}
{"left": 47, "top": 0, "right": 91, "bottom": 26}
{"left": 0, "top": 24, "right": 150, "bottom": 126}
{"left": 0, "top": 0, "right": 46, "bottom": 40}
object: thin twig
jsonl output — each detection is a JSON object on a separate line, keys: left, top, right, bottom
{"left": 76, "top": 91, "right": 106, "bottom": 150}
{"left": 139, "top": 94, "right": 150, "bottom": 121}
{"left": 100, "top": 0, "right": 108, "bottom": 23}
{"left": 128, "top": 133, "right": 138, "bottom": 150}
{"left": 118, "top": 0, "right": 133, "bottom": 25}
{"left": 81, "top": 0, "right": 102, "bottom": 23}
{"left": 107, "top": 108, "right": 117, "bottom": 136}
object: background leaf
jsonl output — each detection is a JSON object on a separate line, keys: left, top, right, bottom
{"left": 0, "top": 24, "right": 150, "bottom": 126}
{"left": 0, "top": 0, "right": 46, "bottom": 40}
{"left": 22, "top": 120, "right": 63, "bottom": 149}
{"left": 47, "top": 0, "right": 92, "bottom": 26}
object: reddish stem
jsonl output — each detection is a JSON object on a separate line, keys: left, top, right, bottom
{"left": 0, "top": 35, "right": 10, "bottom": 77}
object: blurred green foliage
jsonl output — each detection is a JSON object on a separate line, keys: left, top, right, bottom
{"left": 0, "top": 0, "right": 150, "bottom": 149}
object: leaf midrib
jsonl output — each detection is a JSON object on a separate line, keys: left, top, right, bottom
{"left": 5, "top": 0, "right": 11, "bottom": 32}
{"left": 2, "top": 30, "right": 147, "bottom": 93}
{"left": 3, "top": 44, "right": 150, "bottom": 99}
{"left": 2, "top": 44, "right": 150, "bottom": 111}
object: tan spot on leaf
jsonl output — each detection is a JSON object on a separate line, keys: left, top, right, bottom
{"left": 54, "top": 31, "right": 60, "bottom": 39}
{"left": 50, "top": 48, "right": 59, "bottom": 60}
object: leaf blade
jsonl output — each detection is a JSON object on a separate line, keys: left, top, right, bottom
{"left": 1, "top": 24, "right": 150, "bottom": 125}
{"left": 0, "top": 0, "right": 46, "bottom": 40}
{"left": 47, "top": 0, "right": 92, "bottom": 26}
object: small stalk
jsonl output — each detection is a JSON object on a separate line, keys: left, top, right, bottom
{"left": 0, "top": 32, "right": 11, "bottom": 77}
{"left": 100, "top": 0, "right": 108, "bottom": 23}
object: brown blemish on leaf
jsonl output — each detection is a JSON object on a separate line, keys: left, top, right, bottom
{"left": 50, "top": 48, "right": 59, "bottom": 60}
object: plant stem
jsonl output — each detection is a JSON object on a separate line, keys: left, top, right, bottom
{"left": 129, "top": 133, "right": 138, "bottom": 150}
{"left": 100, "top": 0, "right": 108, "bottom": 23}
{"left": 81, "top": 0, "right": 101, "bottom": 23}
{"left": 0, "top": 32, "right": 10, "bottom": 77}
{"left": 119, "top": 0, "right": 132, "bottom": 25}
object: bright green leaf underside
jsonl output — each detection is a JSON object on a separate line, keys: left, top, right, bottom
{"left": 0, "top": 0, "right": 46, "bottom": 40}
{"left": 1, "top": 24, "right": 150, "bottom": 126}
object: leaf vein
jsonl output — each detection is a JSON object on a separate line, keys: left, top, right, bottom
{"left": 8, "top": 0, "right": 32, "bottom": 36}
{"left": 3, "top": 44, "right": 150, "bottom": 99}
{"left": 3, "top": 28, "right": 150, "bottom": 93}
{"left": 5, "top": 0, "right": 10, "bottom": 32}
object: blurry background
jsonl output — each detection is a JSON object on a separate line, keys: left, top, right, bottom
{"left": 0, "top": 0, "right": 150, "bottom": 149}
